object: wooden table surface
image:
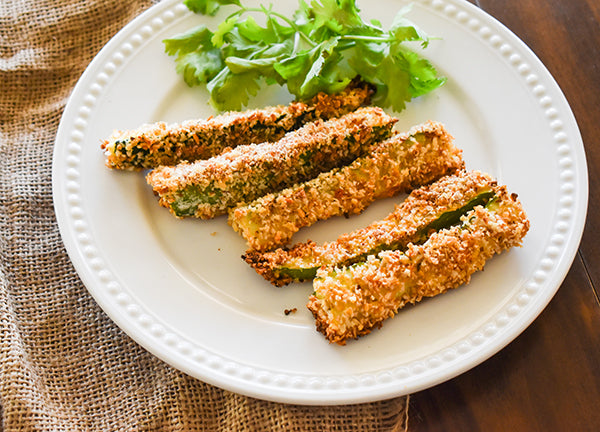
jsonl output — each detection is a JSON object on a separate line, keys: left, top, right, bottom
{"left": 410, "top": 0, "right": 600, "bottom": 430}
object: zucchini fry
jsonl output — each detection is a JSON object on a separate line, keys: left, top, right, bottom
{"left": 244, "top": 170, "right": 496, "bottom": 286}
{"left": 146, "top": 107, "right": 396, "bottom": 219}
{"left": 101, "top": 82, "right": 373, "bottom": 170}
{"left": 307, "top": 182, "right": 530, "bottom": 345}
{"left": 232, "top": 121, "right": 463, "bottom": 253}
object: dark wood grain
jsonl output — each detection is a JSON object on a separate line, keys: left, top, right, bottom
{"left": 411, "top": 258, "right": 600, "bottom": 431}
{"left": 478, "top": 0, "right": 600, "bottom": 294}
{"left": 409, "top": 0, "right": 600, "bottom": 430}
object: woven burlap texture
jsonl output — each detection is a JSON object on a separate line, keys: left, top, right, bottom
{"left": 0, "top": 0, "right": 409, "bottom": 430}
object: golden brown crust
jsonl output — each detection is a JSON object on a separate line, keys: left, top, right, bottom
{"left": 306, "top": 180, "right": 530, "bottom": 344}
{"left": 146, "top": 107, "right": 396, "bottom": 219}
{"left": 101, "top": 82, "right": 373, "bottom": 170}
{"left": 243, "top": 169, "right": 498, "bottom": 287}
{"left": 231, "top": 121, "right": 464, "bottom": 253}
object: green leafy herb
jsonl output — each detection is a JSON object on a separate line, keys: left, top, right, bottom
{"left": 184, "top": 0, "right": 241, "bottom": 16}
{"left": 164, "top": 0, "right": 446, "bottom": 111}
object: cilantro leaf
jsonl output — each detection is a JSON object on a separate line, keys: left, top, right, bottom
{"left": 298, "top": 38, "right": 344, "bottom": 96}
{"left": 309, "top": 0, "right": 364, "bottom": 33}
{"left": 163, "top": 25, "right": 223, "bottom": 86}
{"left": 372, "top": 56, "right": 413, "bottom": 112}
{"left": 390, "top": 5, "right": 431, "bottom": 47}
{"left": 184, "top": 0, "right": 241, "bottom": 16}
{"left": 225, "top": 56, "right": 277, "bottom": 75}
{"left": 163, "top": 24, "right": 214, "bottom": 56}
{"left": 165, "top": 0, "right": 446, "bottom": 112}
{"left": 398, "top": 49, "right": 447, "bottom": 98}
{"left": 212, "top": 16, "right": 238, "bottom": 47}
{"left": 207, "top": 67, "right": 262, "bottom": 110}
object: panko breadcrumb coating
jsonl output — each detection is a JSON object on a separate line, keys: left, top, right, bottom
{"left": 101, "top": 82, "right": 373, "bottom": 170}
{"left": 307, "top": 179, "right": 530, "bottom": 345}
{"left": 146, "top": 107, "right": 396, "bottom": 219}
{"left": 231, "top": 121, "right": 463, "bottom": 253}
{"left": 244, "top": 170, "right": 498, "bottom": 286}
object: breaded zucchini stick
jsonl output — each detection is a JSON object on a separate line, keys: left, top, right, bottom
{"left": 245, "top": 170, "right": 496, "bottom": 286}
{"left": 307, "top": 182, "right": 530, "bottom": 345}
{"left": 101, "top": 82, "right": 373, "bottom": 170}
{"left": 231, "top": 121, "right": 463, "bottom": 253}
{"left": 146, "top": 107, "right": 396, "bottom": 219}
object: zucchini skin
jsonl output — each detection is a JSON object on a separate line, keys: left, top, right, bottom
{"left": 307, "top": 184, "right": 530, "bottom": 345}
{"left": 232, "top": 121, "right": 463, "bottom": 253}
{"left": 146, "top": 107, "right": 396, "bottom": 219}
{"left": 101, "top": 82, "right": 373, "bottom": 170}
{"left": 267, "top": 188, "right": 495, "bottom": 282}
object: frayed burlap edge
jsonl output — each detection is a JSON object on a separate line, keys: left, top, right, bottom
{"left": 0, "top": 1, "right": 409, "bottom": 430}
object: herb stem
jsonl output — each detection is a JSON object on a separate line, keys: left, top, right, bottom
{"left": 167, "top": 0, "right": 445, "bottom": 111}
{"left": 340, "top": 35, "right": 394, "bottom": 43}
{"left": 232, "top": 6, "right": 317, "bottom": 48}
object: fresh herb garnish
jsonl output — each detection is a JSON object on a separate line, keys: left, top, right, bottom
{"left": 164, "top": 0, "right": 446, "bottom": 111}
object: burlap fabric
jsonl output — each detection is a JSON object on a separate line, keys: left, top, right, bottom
{"left": 0, "top": 1, "right": 409, "bottom": 430}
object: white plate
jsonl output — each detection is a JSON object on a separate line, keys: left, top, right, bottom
{"left": 52, "top": 0, "right": 587, "bottom": 404}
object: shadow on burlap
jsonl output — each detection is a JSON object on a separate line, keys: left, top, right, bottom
{"left": 0, "top": 0, "right": 409, "bottom": 430}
